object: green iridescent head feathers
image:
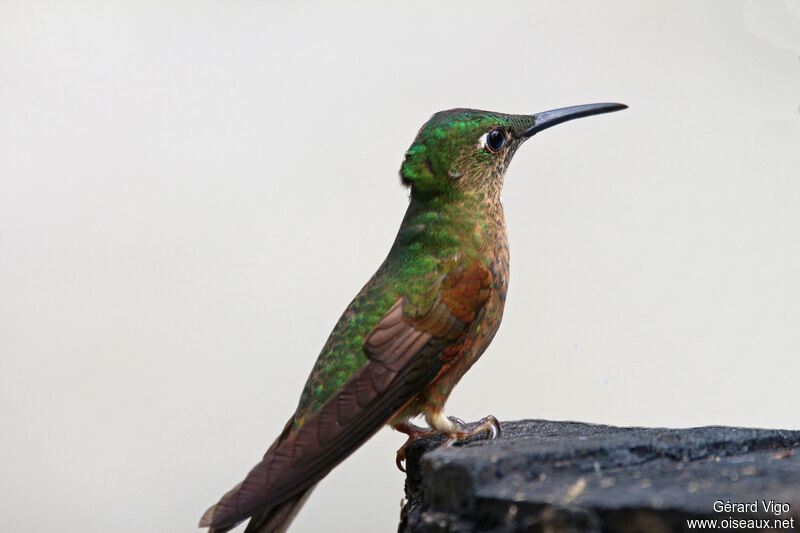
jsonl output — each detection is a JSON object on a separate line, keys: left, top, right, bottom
{"left": 399, "top": 109, "right": 536, "bottom": 199}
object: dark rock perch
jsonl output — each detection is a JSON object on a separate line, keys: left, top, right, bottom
{"left": 399, "top": 420, "right": 800, "bottom": 532}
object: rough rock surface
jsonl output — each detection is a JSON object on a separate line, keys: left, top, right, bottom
{"left": 399, "top": 420, "right": 800, "bottom": 532}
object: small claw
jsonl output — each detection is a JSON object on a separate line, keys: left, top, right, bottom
{"left": 393, "top": 422, "right": 438, "bottom": 472}
{"left": 448, "top": 416, "right": 467, "bottom": 431}
{"left": 396, "top": 450, "right": 407, "bottom": 473}
{"left": 479, "top": 415, "right": 501, "bottom": 440}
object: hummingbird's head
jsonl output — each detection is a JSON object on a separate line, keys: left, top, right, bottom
{"left": 400, "top": 104, "right": 627, "bottom": 201}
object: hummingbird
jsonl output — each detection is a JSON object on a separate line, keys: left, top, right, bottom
{"left": 200, "top": 102, "right": 627, "bottom": 533}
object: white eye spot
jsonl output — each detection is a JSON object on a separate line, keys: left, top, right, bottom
{"left": 477, "top": 132, "right": 489, "bottom": 150}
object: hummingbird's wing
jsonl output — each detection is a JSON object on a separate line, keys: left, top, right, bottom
{"left": 200, "top": 262, "right": 492, "bottom": 531}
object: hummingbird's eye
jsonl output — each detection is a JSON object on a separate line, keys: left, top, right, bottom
{"left": 483, "top": 128, "right": 508, "bottom": 153}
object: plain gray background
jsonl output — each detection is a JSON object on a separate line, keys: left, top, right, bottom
{"left": 2, "top": 1, "right": 799, "bottom": 532}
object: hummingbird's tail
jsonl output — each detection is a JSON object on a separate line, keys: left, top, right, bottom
{"left": 203, "top": 416, "right": 314, "bottom": 533}
{"left": 242, "top": 484, "right": 316, "bottom": 533}
{"left": 204, "top": 484, "right": 315, "bottom": 533}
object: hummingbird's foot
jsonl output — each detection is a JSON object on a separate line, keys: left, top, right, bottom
{"left": 392, "top": 415, "right": 500, "bottom": 471}
{"left": 435, "top": 414, "right": 501, "bottom": 448}
{"left": 392, "top": 422, "right": 438, "bottom": 472}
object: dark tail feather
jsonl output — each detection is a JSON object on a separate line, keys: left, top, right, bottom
{"left": 243, "top": 484, "right": 316, "bottom": 533}
{"left": 202, "top": 417, "right": 303, "bottom": 533}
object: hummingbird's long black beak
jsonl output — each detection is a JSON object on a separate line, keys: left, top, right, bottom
{"left": 523, "top": 103, "right": 627, "bottom": 138}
